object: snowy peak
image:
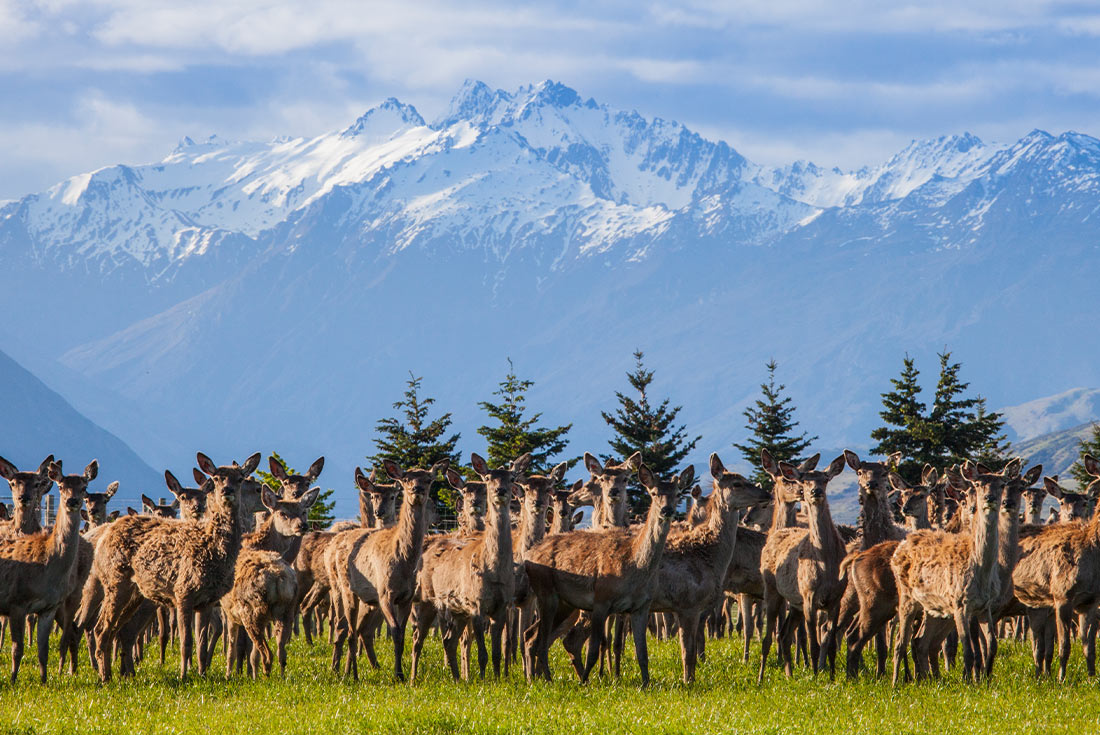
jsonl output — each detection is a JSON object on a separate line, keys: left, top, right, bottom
{"left": 342, "top": 98, "right": 426, "bottom": 140}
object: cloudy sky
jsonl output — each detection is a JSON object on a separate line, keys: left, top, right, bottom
{"left": 3, "top": 0, "right": 1100, "bottom": 199}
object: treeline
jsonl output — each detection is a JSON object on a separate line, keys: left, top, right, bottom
{"left": 280, "top": 349, "right": 1099, "bottom": 526}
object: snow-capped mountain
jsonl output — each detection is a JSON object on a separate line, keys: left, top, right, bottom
{"left": 1, "top": 79, "right": 1099, "bottom": 518}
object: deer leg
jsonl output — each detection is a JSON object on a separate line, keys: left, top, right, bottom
{"left": 630, "top": 609, "right": 652, "bottom": 687}
{"left": 469, "top": 616, "right": 488, "bottom": 679}
{"left": 696, "top": 613, "right": 707, "bottom": 664}
{"left": 177, "top": 603, "right": 195, "bottom": 679}
{"left": 757, "top": 590, "right": 782, "bottom": 684}
{"left": 739, "top": 595, "right": 753, "bottom": 663}
{"left": 581, "top": 609, "right": 608, "bottom": 684}
{"left": 489, "top": 613, "right": 506, "bottom": 679}
{"left": 157, "top": 606, "right": 171, "bottom": 665}
{"left": 440, "top": 617, "right": 463, "bottom": 681}
{"left": 362, "top": 606, "right": 383, "bottom": 670}
{"left": 676, "top": 610, "right": 696, "bottom": 684}
{"left": 410, "top": 603, "right": 436, "bottom": 683}
{"left": 34, "top": 608, "right": 56, "bottom": 683}
{"left": 1055, "top": 602, "right": 1075, "bottom": 682}
{"left": 8, "top": 611, "right": 25, "bottom": 684}
{"left": 892, "top": 598, "right": 917, "bottom": 687}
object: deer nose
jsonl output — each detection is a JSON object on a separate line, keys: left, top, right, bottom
{"left": 660, "top": 506, "right": 674, "bottom": 518}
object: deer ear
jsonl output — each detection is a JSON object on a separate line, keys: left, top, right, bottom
{"left": 1023, "top": 464, "right": 1042, "bottom": 486}
{"left": 1001, "top": 457, "right": 1021, "bottom": 478}
{"left": 241, "top": 453, "right": 262, "bottom": 476}
{"left": 0, "top": 456, "right": 16, "bottom": 480}
{"left": 799, "top": 453, "right": 821, "bottom": 472}
{"left": 301, "top": 487, "right": 321, "bottom": 509}
{"left": 678, "top": 465, "right": 695, "bottom": 489}
{"left": 572, "top": 510, "right": 583, "bottom": 526}
{"left": 48, "top": 462, "right": 63, "bottom": 483}
{"left": 1085, "top": 454, "right": 1100, "bottom": 477}
{"left": 888, "top": 452, "right": 903, "bottom": 468}
{"left": 109, "top": 510, "right": 120, "bottom": 521}
{"left": 826, "top": 455, "right": 845, "bottom": 479}
{"left": 260, "top": 486, "right": 279, "bottom": 513}
{"left": 511, "top": 453, "right": 532, "bottom": 476}
{"left": 37, "top": 455, "right": 55, "bottom": 475}
{"left": 637, "top": 463, "right": 657, "bottom": 489}
{"left": 777, "top": 462, "right": 799, "bottom": 482}
{"left": 625, "top": 452, "right": 642, "bottom": 470}
{"left": 549, "top": 462, "right": 567, "bottom": 484}
{"left": 430, "top": 459, "right": 450, "bottom": 477}
{"left": 127, "top": 507, "right": 137, "bottom": 516}
{"left": 196, "top": 453, "right": 217, "bottom": 476}
{"left": 80, "top": 509, "right": 89, "bottom": 522}
{"left": 1043, "top": 477, "right": 1063, "bottom": 498}
{"left": 165, "top": 470, "right": 183, "bottom": 495}
{"left": 354, "top": 467, "right": 372, "bottom": 493}
{"left": 382, "top": 460, "right": 403, "bottom": 481}
{"left": 470, "top": 453, "right": 490, "bottom": 477}
{"left": 105, "top": 481, "right": 119, "bottom": 499}
{"left": 446, "top": 469, "right": 464, "bottom": 490}
{"left": 921, "top": 464, "right": 937, "bottom": 485}
{"left": 84, "top": 460, "right": 99, "bottom": 481}
{"left": 709, "top": 453, "right": 725, "bottom": 479}
{"left": 843, "top": 450, "right": 861, "bottom": 471}
{"left": 141, "top": 495, "right": 155, "bottom": 513}
{"left": 691, "top": 486, "right": 702, "bottom": 499}
{"left": 888, "top": 473, "right": 909, "bottom": 493}
{"left": 192, "top": 468, "right": 206, "bottom": 485}
{"left": 307, "top": 457, "right": 325, "bottom": 482}
{"left": 269, "top": 457, "right": 288, "bottom": 481}
{"left": 583, "top": 453, "right": 603, "bottom": 476}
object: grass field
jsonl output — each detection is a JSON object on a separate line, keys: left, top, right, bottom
{"left": 0, "top": 631, "right": 1096, "bottom": 734}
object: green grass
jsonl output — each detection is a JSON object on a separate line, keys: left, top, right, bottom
{"left": 0, "top": 631, "right": 1096, "bottom": 734}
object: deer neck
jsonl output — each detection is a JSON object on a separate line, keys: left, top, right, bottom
{"left": 997, "top": 505, "right": 1021, "bottom": 578}
{"left": 769, "top": 493, "right": 799, "bottom": 532}
{"left": 970, "top": 506, "right": 1000, "bottom": 580}
{"left": 630, "top": 503, "right": 673, "bottom": 571}
{"left": 859, "top": 489, "right": 897, "bottom": 547}
{"left": 484, "top": 500, "right": 514, "bottom": 578}
{"left": 393, "top": 495, "right": 428, "bottom": 566}
{"left": 517, "top": 498, "right": 547, "bottom": 559}
{"left": 47, "top": 501, "right": 81, "bottom": 571}
{"left": 202, "top": 498, "right": 242, "bottom": 563}
{"left": 245, "top": 516, "right": 301, "bottom": 562}
{"left": 358, "top": 495, "right": 375, "bottom": 529}
{"left": 906, "top": 500, "right": 931, "bottom": 531}
{"left": 549, "top": 506, "right": 569, "bottom": 535}
{"left": 806, "top": 497, "right": 841, "bottom": 561}
{"left": 12, "top": 503, "right": 40, "bottom": 536}
{"left": 704, "top": 490, "right": 741, "bottom": 572}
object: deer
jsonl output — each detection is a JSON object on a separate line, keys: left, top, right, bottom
{"left": 267, "top": 456, "right": 324, "bottom": 499}
{"left": 524, "top": 461, "right": 688, "bottom": 686}
{"left": 448, "top": 468, "right": 488, "bottom": 535}
{"left": 166, "top": 470, "right": 209, "bottom": 521}
{"left": 223, "top": 483, "right": 319, "bottom": 676}
{"left": 335, "top": 459, "right": 447, "bottom": 681}
{"left": 890, "top": 459, "right": 1017, "bottom": 685}
{"left": 687, "top": 485, "right": 709, "bottom": 526}
{"left": 82, "top": 481, "right": 119, "bottom": 530}
{"left": 410, "top": 452, "right": 532, "bottom": 681}
{"left": 82, "top": 451, "right": 260, "bottom": 681}
{"left": 0, "top": 455, "right": 54, "bottom": 540}
{"left": 1013, "top": 455, "right": 1100, "bottom": 681}
{"left": 548, "top": 480, "right": 585, "bottom": 534}
{"left": 0, "top": 459, "right": 92, "bottom": 682}
{"left": 758, "top": 454, "right": 847, "bottom": 682}
{"left": 649, "top": 453, "right": 771, "bottom": 682}
{"left": 1045, "top": 476, "right": 1088, "bottom": 522}
{"left": 1022, "top": 481, "right": 1048, "bottom": 526}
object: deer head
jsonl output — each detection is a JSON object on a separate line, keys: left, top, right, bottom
{"left": 709, "top": 454, "right": 772, "bottom": 517}
{"left": 1044, "top": 476, "right": 1087, "bottom": 521}
{"left": 779, "top": 454, "right": 845, "bottom": 507}
{"left": 195, "top": 452, "right": 262, "bottom": 516}
{"left": 844, "top": 450, "right": 900, "bottom": 509}
{"left": 446, "top": 468, "right": 487, "bottom": 533}
{"left": 761, "top": 448, "right": 818, "bottom": 507}
{"left": 260, "top": 483, "right": 319, "bottom": 537}
{"left": 960, "top": 458, "right": 1019, "bottom": 521}
{"left": 583, "top": 452, "right": 640, "bottom": 526}
{"left": 141, "top": 493, "right": 178, "bottom": 518}
{"left": 268, "top": 455, "right": 325, "bottom": 499}
{"left": 637, "top": 463, "right": 692, "bottom": 523}
{"left": 165, "top": 470, "right": 211, "bottom": 521}
{"left": 47, "top": 459, "right": 96, "bottom": 513}
{"left": 0, "top": 454, "right": 55, "bottom": 520}
{"left": 355, "top": 468, "right": 400, "bottom": 529}
{"left": 1002, "top": 462, "right": 1043, "bottom": 517}
{"left": 382, "top": 459, "right": 449, "bottom": 508}
{"left": 83, "top": 480, "right": 119, "bottom": 527}
{"left": 471, "top": 452, "right": 531, "bottom": 512}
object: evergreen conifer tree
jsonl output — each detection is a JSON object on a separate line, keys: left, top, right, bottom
{"left": 733, "top": 360, "right": 816, "bottom": 491}
{"left": 601, "top": 351, "right": 700, "bottom": 514}
{"left": 477, "top": 358, "right": 573, "bottom": 475}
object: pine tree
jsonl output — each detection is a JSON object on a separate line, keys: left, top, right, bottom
{"left": 733, "top": 360, "right": 817, "bottom": 492}
{"left": 871, "top": 352, "right": 1009, "bottom": 483}
{"left": 870, "top": 355, "right": 928, "bottom": 482}
{"left": 255, "top": 451, "right": 336, "bottom": 528}
{"left": 601, "top": 350, "right": 701, "bottom": 514}
{"left": 477, "top": 358, "right": 574, "bottom": 476}
{"left": 368, "top": 373, "right": 461, "bottom": 517}
{"left": 1070, "top": 423, "right": 1100, "bottom": 490}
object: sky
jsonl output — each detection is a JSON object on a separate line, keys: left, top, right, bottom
{"left": 3, "top": 0, "right": 1100, "bottom": 200}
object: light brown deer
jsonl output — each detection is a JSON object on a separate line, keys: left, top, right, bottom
{"left": 650, "top": 453, "right": 771, "bottom": 682}
{"left": 687, "top": 485, "right": 709, "bottom": 526}
{"left": 336, "top": 459, "right": 447, "bottom": 681}
{"left": 223, "top": 484, "right": 319, "bottom": 676}
{"left": 549, "top": 480, "right": 585, "bottom": 534}
{"left": 82, "top": 481, "right": 119, "bottom": 529}
{"left": 758, "top": 454, "right": 846, "bottom": 682}
{"left": 1013, "top": 455, "right": 1100, "bottom": 680}
{"left": 165, "top": 470, "right": 209, "bottom": 520}
{"left": 0, "top": 459, "right": 91, "bottom": 682}
{"left": 84, "top": 451, "right": 260, "bottom": 681}
{"left": 891, "top": 460, "right": 1016, "bottom": 684}
{"left": 447, "top": 468, "right": 488, "bottom": 535}
{"left": 0, "top": 455, "right": 54, "bottom": 540}
{"left": 1022, "top": 481, "right": 1048, "bottom": 525}
{"left": 268, "top": 456, "right": 325, "bottom": 499}
{"left": 1045, "top": 476, "right": 1088, "bottom": 522}
{"left": 410, "top": 453, "right": 532, "bottom": 681}
{"left": 525, "top": 461, "right": 688, "bottom": 686}
{"left": 845, "top": 451, "right": 906, "bottom": 547}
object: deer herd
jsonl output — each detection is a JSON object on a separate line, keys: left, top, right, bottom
{"left": 0, "top": 445, "right": 1097, "bottom": 688}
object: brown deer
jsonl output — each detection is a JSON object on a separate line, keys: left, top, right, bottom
{"left": 891, "top": 459, "right": 1016, "bottom": 684}
{"left": 0, "top": 459, "right": 92, "bottom": 682}
{"left": 1045, "top": 476, "right": 1088, "bottom": 522}
{"left": 410, "top": 453, "right": 532, "bottom": 681}
{"left": 223, "top": 484, "right": 319, "bottom": 676}
{"left": 1022, "top": 481, "right": 1048, "bottom": 525}
{"left": 165, "top": 470, "right": 209, "bottom": 520}
{"left": 549, "top": 480, "right": 585, "bottom": 534}
{"left": 650, "top": 453, "right": 771, "bottom": 682}
{"left": 525, "top": 461, "right": 688, "bottom": 686}
{"left": 845, "top": 451, "right": 906, "bottom": 546}
{"left": 447, "top": 468, "right": 488, "bottom": 535}
{"left": 0, "top": 455, "right": 54, "bottom": 540}
{"left": 1013, "top": 455, "right": 1100, "bottom": 680}
{"left": 268, "top": 456, "right": 324, "bottom": 499}
{"left": 82, "top": 481, "right": 119, "bottom": 529}
{"left": 84, "top": 451, "right": 260, "bottom": 680}
{"left": 337, "top": 459, "right": 448, "bottom": 681}
{"left": 687, "top": 485, "right": 709, "bottom": 526}
{"left": 758, "top": 454, "right": 847, "bottom": 682}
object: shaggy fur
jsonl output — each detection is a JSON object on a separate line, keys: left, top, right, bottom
{"left": 524, "top": 462, "right": 688, "bottom": 686}
{"left": 221, "top": 550, "right": 297, "bottom": 677}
